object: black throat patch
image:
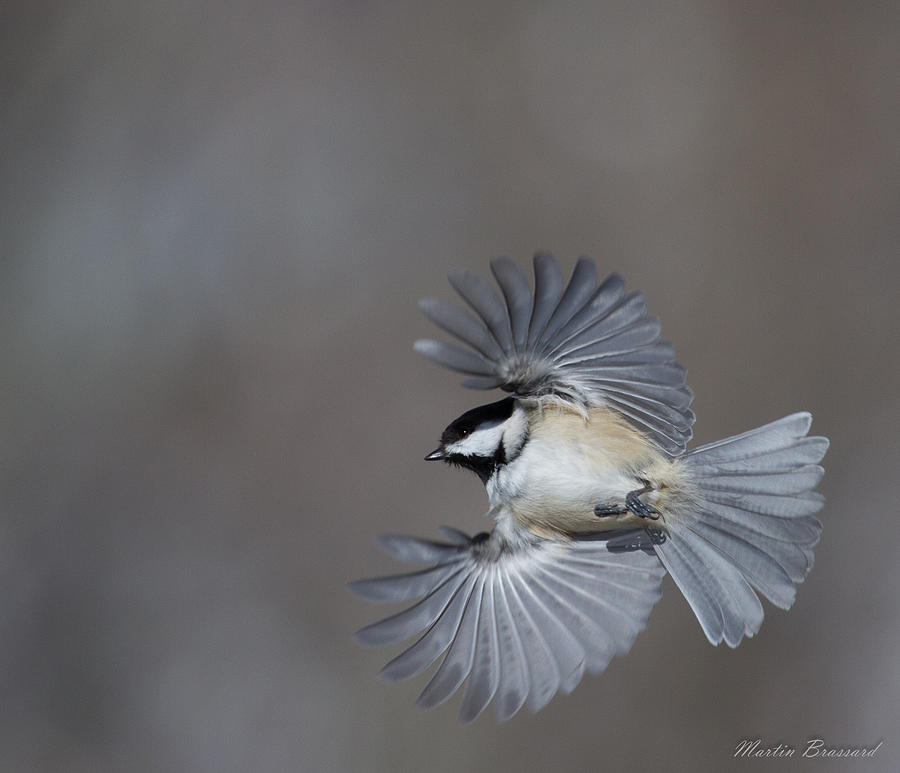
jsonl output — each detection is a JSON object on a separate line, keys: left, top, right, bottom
{"left": 447, "top": 442, "right": 507, "bottom": 484}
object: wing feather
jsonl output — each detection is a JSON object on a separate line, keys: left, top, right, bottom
{"left": 458, "top": 570, "right": 501, "bottom": 722}
{"left": 348, "top": 561, "right": 465, "bottom": 603}
{"left": 549, "top": 273, "right": 627, "bottom": 348}
{"left": 378, "top": 574, "right": 478, "bottom": 681}
{"left": 418, "top": 298, "right": 504, "bottom": 360}
{"left": 539, "top": 257, "right": 599, "bottom": 345}
{"left": 528, "top": 566, "right": 618, "bottom": 671}
{"left": 551, "top": 292, "right": 648, "bottom": 355}
{"left": 375, "top": 533, "right": 467, "bottom": 563}
{"left": 351, "top": 525, "right": 665, "bottom": 721}
{"left": 415, "top": 252, "right": 694, "bottom": 454}
{"left": 491, "top": 567, "right": 531, "bottom": 720}
{"left": 448, "top": 271, "right": 514, "bottom": 353}
{"left": 555, "top": 318, "right": 662, "bottom": 364}
{"left": 490, "top": 257, "right": 533, "bottom": 351}
{"left": 506, "top": 561, "right": 586, "bottom": 695}
{"left": 413, "top": 339, "right": 496, "bottom": 376}
{"left": 417, "top": 576, "right": 485, "bottom": 709}
{"left": 355, "top": 567, "right": 468, "bottom": 646}
{"left": 497, "top": 564, "right": 562, "bottom": 712}
{"left": 527, "top": 252, "right": 565, "bottom": 347}
{"left": 380, "top": 575, "right": 476, "bottom": 681}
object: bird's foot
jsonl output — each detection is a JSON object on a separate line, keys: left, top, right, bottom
{"left": 644, "top": 526, "right": 667, "bottom": 545}
{"left": 625, "top": 485, "right": 661, "bottom": 520}
{"left": 595, "top": 480, "right": 661, "bottom": 521}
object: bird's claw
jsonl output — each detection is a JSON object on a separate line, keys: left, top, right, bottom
{"left": 644, "top": 526, "right": 667, "bottom": 545}
{"left": 595, "top": 480, "right": 661, "bottom": 521}
{"left": 625, "top": 489, "right": 661, "bottom": 520}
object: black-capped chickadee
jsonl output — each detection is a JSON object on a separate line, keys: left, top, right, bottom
{"left": 350, "top": 252, "right": 827, "bottom": 723}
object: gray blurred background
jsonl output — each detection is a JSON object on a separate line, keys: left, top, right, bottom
{"left": 2, "top": 1, "right": 899, "bottom": 771}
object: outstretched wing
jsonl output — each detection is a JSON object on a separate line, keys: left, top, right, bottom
{"left": 414, "top": 252, "right": 694, "bottom": 455}
{"left": 349, "top": 526, "right": 665, "bottom": 722}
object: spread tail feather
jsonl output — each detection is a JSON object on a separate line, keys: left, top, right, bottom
{"left": 656, "top": 413, "right": 828, "bottom": 647}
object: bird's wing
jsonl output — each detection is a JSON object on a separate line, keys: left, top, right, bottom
{"left": 349, "top": 525, "right": 665, "bottom": 722}
{"left": 414, "top": 252, "right": 694, "bottom": 454}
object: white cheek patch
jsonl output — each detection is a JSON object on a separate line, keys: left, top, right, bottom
{"left": 501, "top": 409, "right": 528, "bottom": 459}
{"left": 446, "top": 422, "right": 506, "bottom": 457}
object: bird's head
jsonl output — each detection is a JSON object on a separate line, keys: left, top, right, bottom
{"left": 425, "top": 396, "right": 528, "bottom": 483}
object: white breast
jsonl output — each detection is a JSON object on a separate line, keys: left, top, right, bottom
{"left": 487, "top": 430, "right": 639, "bottom": 532}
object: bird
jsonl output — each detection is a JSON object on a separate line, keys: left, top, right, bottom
{"left": 349, "top": 252, "right": 827, "bottom": 723}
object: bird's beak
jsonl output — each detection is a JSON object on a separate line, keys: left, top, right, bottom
{"left": 424, "top": 448, "right": 445, "bottom": 461}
